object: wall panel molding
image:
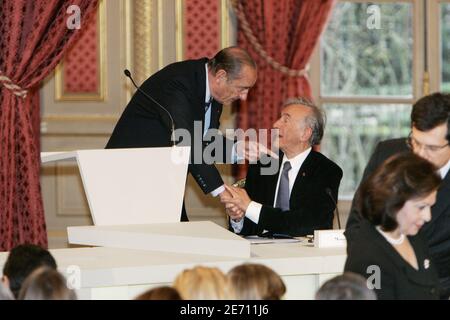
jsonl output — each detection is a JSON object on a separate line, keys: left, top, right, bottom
{"left": 55, "top": 0, "right": 107, "bottom": 101}
{"left": 133, "top": 0, "right": 153, "bottom": 85}
{"left": 175, "top": 0, "right": 232, "bottom": 61}
{"left": 55, "top": 163, "right": 90, "bottom": 216}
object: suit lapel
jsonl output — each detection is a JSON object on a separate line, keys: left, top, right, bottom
{"left": 255, "top": 156, "right": 282, "bottom": 206}
{"left": 195, "top": 58, "right": 208, "bottom": 123}
{"left": 290, "top": 151, "right": 318, "bottom": 198}
{"left": 208, "top": 100, "right": 223, "bottom": 129}
{"left": 431, "top": 171, "right": 450, "bottom": 221}
{"left": 266, "top": 156, "right": 283, "bottom": 205}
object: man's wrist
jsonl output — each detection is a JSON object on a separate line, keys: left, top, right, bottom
{"left": 210, "top": 185, "right": 225, "bottom": 197}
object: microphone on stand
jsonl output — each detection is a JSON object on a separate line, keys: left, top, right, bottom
{"left": 123, "top": 69, "right": 176, "bottom": 146}
{"left": 326, "top": 188, "right": 341, "bottom": 229}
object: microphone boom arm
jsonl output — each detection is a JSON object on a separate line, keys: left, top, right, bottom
{"left": 124, "top": 69, "right": 176, "bottom": 146}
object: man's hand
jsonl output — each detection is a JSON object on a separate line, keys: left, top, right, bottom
{"left": 219, "top": 186, "right": 245, "bottom": 221}
{"left": 235, "top": 140, "right": 279, "bottom": 162}
{"left": 221, "top": 185, "right": 252, "bottom": 214}
{"left": 218, "top": 187, "right": 232, "bottom": 202}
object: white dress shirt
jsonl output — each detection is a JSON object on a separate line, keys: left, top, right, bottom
{"left": 203, "top": 64, "right": 212, "bottom": 137}
{"left": 207, "top": 64, "right": 242, "bottom": 197}
{"left": 440, "top": 158, "right": 450, "bottom": 179}
{"left": 203, "top": 65, "right": 226, "bottom": 197}
{"left": 231, "top": 147, "right": 312, "bottom": 233}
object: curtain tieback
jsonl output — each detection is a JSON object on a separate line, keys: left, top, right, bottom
{"left": 0, "top": 71, "right": 28, "bottom": 98}
{"left": 230, "top": 0, "right": 309, "bottom": 78}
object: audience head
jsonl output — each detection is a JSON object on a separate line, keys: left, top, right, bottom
{"left": 18, "top": 267, "right": 76, "bottom": 300}
{"left": 409, "top": 92, "right": 450, "bottom": 169}
{"left": 208, "top": 46, "right": 257, "bottom": 104}
{"left": 315, "top": 272, "right": 377, "bottom": 300}
{"left": 273, "top": 97, "right": 326, "bottom": 157}
{"left": 173, "top": 266, "right": 229, "bottom": 300}
{"left": 135, "top": 286, "right": 181, "bottom": 300}
{"left": 2, "top": 244, "right": 57, "bottom": 298}
{"left": 359, "top": 153, "right": 441, "bottom": 235}
{"left": 226, "top": 263, "right": 286, "bottom": 300}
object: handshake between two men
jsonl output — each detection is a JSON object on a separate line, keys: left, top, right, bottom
{"left": 217, "top": 101, "right": 343, "bottom": 237}
{"left": 219, "top": 139, "right": 276, "bottom": 223}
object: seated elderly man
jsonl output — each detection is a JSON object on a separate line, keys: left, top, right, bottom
{"left": 221, "top": 98, "right": 343, "bottom": 237}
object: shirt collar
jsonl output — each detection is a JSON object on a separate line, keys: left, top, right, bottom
{"left": 281, "top": 147, "right": 312, "bottom": 171}
{"left": 439, "top": 157, "right": 450, "bottom": 179}
{"left": 205, "top": 63, "right": 211, "bottom": 104}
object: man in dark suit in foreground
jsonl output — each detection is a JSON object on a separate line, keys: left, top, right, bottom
{"left": 106, "top": 47, "right": 257, "bottom": 221}
{"left": 345, "top": 92, "right": 450, "bottom": 299}
{"left": 221, "top": 98, "right": 343, "bottom": 237}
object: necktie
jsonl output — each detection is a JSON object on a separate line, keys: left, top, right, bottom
{"left": 275, "top": 161, "right": 292, "bottom": 211}
{"left": 203, "top": 98, "right": 213, "bottom": 136}
{"left": 205, "top": 98, "right": 212, "bottom": 112}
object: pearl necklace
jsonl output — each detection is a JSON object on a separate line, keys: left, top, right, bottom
{"left": 376, "top": 226, "right": 405, "bottom": 245}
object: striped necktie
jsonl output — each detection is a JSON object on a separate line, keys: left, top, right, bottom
{"left": 205, "top": 98, "right": 212, "bottom": 112}
{"left": 275, "top": 161, "right": 292, "bottom": 211}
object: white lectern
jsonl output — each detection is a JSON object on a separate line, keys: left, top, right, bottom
{"left": 41, "top": 147, "right": 250, "bottom": 258}
{"left": 41, "top": 147, "right": 190, "bottom": 225}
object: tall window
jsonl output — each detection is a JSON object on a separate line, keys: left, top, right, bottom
{"left": 441, "top": 3, "right": 450, "bottom": 91}
{"left": 312, "top": 0, "right": 446, "bottom": 198}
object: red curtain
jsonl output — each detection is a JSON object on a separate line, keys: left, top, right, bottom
{"left": 0, "top": 0, "right": 99, "bottom": 251}
{"left": 234, "top": 0, "right": 335, "bottom": 178}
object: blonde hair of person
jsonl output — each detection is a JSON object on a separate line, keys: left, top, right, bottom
{"left": 173, "top": 266, "right": 229, "bottom": 300}
{"left": 227, "top": 263, "right": 286, "bottom": 300}
{"left": 18, "top": 267, "right": 76, "bottom": 300}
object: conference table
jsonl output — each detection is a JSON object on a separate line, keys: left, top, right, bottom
{"left": 0, "top": 241, "right": 346, "bottom": 300}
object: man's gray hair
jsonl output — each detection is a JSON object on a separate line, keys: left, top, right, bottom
{"left": 283, "top": 97, "right": 326, "bottom": 146}
{"left": 207, "top": 46, "right": 256, "bottom": 80}
{"left": 315, "top": 272, "right": 377, "bottom": 300}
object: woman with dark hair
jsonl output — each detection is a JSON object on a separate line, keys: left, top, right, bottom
{"left": 344, "top": 153, "right": 441, "bottom": 299}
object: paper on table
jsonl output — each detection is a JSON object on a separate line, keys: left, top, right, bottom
{"left": 244, "top": 235, "right": 305, "bottom": 245}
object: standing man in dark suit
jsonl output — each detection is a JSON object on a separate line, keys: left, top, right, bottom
{"left": 345, "top": 92, "right": 450, "bottom": 299}
{"left": 221, "top": 98, "right": 343, "bottom": 236}
{"left": 106, "top": 47, "right": 257, "bottom": 221}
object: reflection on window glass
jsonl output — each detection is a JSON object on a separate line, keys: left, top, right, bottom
{"left": 321, "top": 104, "right": 411, "bottom": 197}
{"left": 441, "top": 4, "right": 450, "bottom": 92}
{"left": 321, "top": 2, "right": 413, "bottom": 97}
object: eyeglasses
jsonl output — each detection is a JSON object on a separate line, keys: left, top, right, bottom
{"left": 406, "top": 132, "right": 450, "bottom": 153}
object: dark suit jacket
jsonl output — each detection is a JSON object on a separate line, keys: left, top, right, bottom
{"left": 106, "top": 58, "right": 233, "bottom": 221}
{"left": 345, "top": 138, "right": 450, "bottom": 282}
{"left": 234, "top": 151, "right": 343, "bottom": 237}
{"left": 345, "top": 220, "right": 440, "bottom": 300}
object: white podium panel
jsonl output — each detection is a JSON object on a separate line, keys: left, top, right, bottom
{"left": 41, "top": 147, "right": 190, "bottom": 225}
{"left": 67, "top": 221, "right": 250, "bottom": 258}
{"left": 0, "top": 244, "right": 346, "bottom": 300}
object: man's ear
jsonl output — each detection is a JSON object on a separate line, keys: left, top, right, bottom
{"left": 301, "top": 127, "right": 313, "bottom": 143}
{"left": 214, "top": 69, "right": 227, "bottom": 82}
{"left": 1, "top": 275, "right": 9, "bottom": 288}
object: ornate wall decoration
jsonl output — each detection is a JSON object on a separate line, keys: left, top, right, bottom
{"left": 176, "top": 0, "right": 231, "bottom": 61}
{"left": 133, "top": 0, "right": 153, "bottom": 86}
{"left": 55, "top": 0, "right": 106, "bottom": 101}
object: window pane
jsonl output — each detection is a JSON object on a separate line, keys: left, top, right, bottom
{"left": 441, "top": 3, "right": 450, "bottom": 92}
{"left": 321, "top": 2, "right": 413, "bottom": 97}
{"left": 321, "top": 104, "right": 411, "bottom": 197}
